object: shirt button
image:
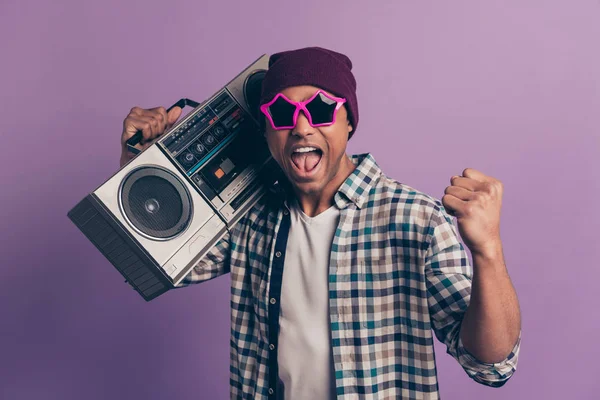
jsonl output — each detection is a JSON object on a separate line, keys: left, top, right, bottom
{"left": 268, "top": 388, "right": 274, "bottom": 395}
{"left": 283, "top": 210, "right": 289, "bottom": 215}
{"left": 270, "top": 298, "right": 277, "bottom": 304}
{"left": 269, "top": 344, "right": 275, "bottom": 350}
{"left": 275, "top": 251, "right": 282, "bottom": 258}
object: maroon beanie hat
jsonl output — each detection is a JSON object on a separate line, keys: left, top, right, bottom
{"left": 259, "top": 46, "right": 359, "bottom": 138}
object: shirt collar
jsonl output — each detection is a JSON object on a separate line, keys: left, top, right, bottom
{"left": 334, "top": 153, "right": 381, "bottom": 209}
{"left": 269, "top": 153, "right": 383, "bottom": 210}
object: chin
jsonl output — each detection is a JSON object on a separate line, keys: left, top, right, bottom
{"left": 291, "top": 180, "right": 325, "bottom": 195}
{"left": 283, "top": 169, "right": 317, "bottom": 189}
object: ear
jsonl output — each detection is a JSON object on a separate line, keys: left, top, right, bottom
{"left": 347, "top": 118, "right": 353, "bottom": 134}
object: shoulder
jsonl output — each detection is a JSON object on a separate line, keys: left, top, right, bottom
{"left": 368, "top": 172, "right": 451, "bottom": 229}
{"left": 370, "top": 173, "right": 441, "bottom": 212}
{"left": 230, "top": 193, "right": 279, "bottom": 237}
{"left": 348, "top": 153, "right": 444, "bottom": 222}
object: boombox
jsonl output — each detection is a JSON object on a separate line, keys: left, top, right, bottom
{"left": 68, "top": 54, "right": 280, "bottom": 301}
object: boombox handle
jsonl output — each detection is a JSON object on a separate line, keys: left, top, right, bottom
{"left": 125, "top": 98, "right": 201, "bottom": 155}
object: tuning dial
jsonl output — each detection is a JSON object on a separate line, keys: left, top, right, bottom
{"left": 214, "top": 126, "right": 226, "bottom": 138}
{"left": 191, "top": 142, "right": 206, "bottom": 156}
{"left": 201, "top": 133, "right": 217, "bottom": 149}
{"left": 178, "top": 151, "right": 196, "bottom": 167}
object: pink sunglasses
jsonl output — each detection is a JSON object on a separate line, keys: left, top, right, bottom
{"left": 260, "top": 90, "right": 347, "bottom": 130}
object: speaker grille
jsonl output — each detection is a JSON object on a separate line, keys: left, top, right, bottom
{"left": 67, "top": 195, "right": 169, "bottom": 301}
{"left": 120, "top": 166, "right": 192, "bottom": 239}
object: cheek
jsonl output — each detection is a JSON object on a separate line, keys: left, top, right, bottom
{"left": 323, "top": 128, "right": 349, "bottom": 157}
{"left": 265, "top": 133, "right": 287, "bottom": 161}
{"left": 327, "top": 112, "right": 350, "bottom": 146}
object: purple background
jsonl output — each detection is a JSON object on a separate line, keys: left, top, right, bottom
{"left": 1, "top": 1, "right": 598, "bottom": 399}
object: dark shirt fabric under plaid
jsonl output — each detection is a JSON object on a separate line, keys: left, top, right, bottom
{"left": 176, "top": 152, "right": 521, "bottom": 400}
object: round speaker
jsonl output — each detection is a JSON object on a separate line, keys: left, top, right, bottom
{"left": 119, "top": 166, "right": 193, "bottom": 240}
{"left": 244, "top": 69, "right": 267, "bottom": 122}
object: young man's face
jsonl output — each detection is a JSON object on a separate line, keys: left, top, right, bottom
{"left": 263, "top": 85, "right": 354, "bottom": 197}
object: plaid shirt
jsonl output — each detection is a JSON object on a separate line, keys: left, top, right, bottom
{"left": 177, "top": 153, "right": 521, "bottom": 399}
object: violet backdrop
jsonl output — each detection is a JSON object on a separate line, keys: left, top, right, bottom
{"left": 1, "top": 1, "right": 598, "bottom": 399}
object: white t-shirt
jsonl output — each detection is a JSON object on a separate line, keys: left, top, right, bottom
{"left": 277, "top": 199, "right": 341, "bottom": 400}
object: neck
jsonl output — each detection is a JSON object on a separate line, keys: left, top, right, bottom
{"left": 291, "top": 154, "right": 356, "bottom": 217}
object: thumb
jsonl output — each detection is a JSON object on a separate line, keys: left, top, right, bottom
{"left": 166, "top": 106, "right": 183, "bottom": 128}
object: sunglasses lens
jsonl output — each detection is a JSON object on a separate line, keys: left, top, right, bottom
{"left": 267, "top": 96, "right": 296, "bottom": 128}
{"left": 305, "top": 92, "right": 338, "bottom": 125}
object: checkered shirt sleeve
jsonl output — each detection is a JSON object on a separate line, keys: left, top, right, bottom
{"left": 424, "top": 201, "right": 521, "bottom": 387}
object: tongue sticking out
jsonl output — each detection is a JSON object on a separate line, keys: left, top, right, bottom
{"left": 291, "top": 151, "right": 322, "bottom": 172}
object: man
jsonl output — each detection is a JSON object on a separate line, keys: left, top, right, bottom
{"left": 119, "top": 47, "right": 521, "bottom": 399}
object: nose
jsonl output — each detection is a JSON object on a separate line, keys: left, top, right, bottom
{"left": 292, "top": 110, "right": 314, "bottom": 138}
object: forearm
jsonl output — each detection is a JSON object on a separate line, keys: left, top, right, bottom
{"left": 460, "top": 242, "right": 521, "bottom": 363}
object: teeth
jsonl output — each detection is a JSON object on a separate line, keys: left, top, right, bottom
{"left": 293, "top": 147, "right": 318, "bottom": 153}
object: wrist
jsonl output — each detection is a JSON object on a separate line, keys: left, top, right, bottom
{"left": 471, "top": 239, "right": 504, "bottom": 263}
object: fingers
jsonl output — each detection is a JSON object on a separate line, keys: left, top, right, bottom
{"left": 122, "top": 117, "right": 154, "bottom": 149}
{"left": 451, "top": 175, "right": 489, "bottom": 192}
{"left": 121, "top": 106, "right": 171, "bottom": 148}
{"left": 451, "top": 175, "right": 475, "bottom": 191}
{"left": 442, "top": 194, "right": 464, "bottom": 218}
{"left": 444, "top": 185, "right": 474, "bottom": 201}
{"left": 166, "top": 106, "right": 182, "bottom": 129}
{"left": 149, "top": 106, "right": 168, "bottom": 135}
{"left": 120, "top": 105, "right": 184, "bottom": 166}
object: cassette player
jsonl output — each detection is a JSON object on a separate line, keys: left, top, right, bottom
{"left": 68, "top": 54, "right": 281, "bottom": 301}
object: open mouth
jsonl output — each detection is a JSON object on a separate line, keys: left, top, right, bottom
{"left": 290, "top": 146, "right": 323, "bottom": 175}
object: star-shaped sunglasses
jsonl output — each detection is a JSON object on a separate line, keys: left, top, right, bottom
{"left": 260, "top": 90, "right": 347, "bottom": 130}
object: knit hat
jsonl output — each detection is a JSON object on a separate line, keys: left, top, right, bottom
{"left": 259, "top": 46, "right": 359, "bottom": 139}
